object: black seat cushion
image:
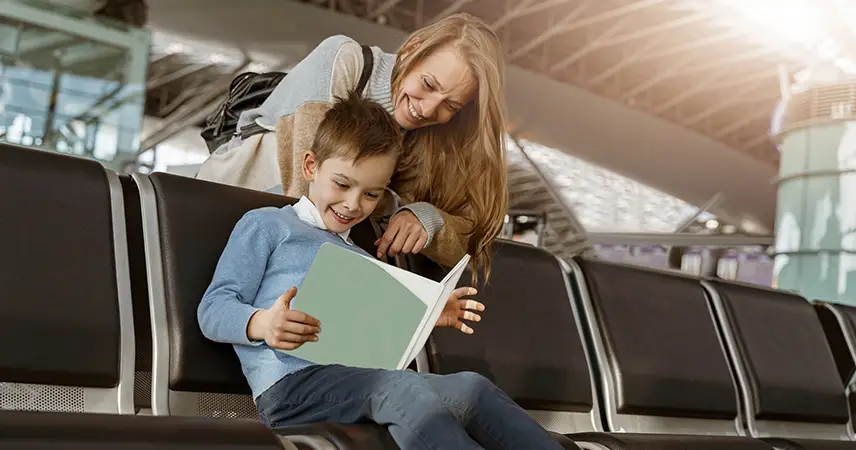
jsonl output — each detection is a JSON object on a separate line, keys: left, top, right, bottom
{"left": 274, "top": 423, "right": 582, "bottom": 450}
{"left": 575, "top": 258, "right": 738, "bottom": 420}
{"left": 761, "top": 437, "right": 856, "bottom": 450}
{"left": 274, "top": 423, "right": 399, "bottom": 449}
{"left": 569, "top": 432, "right": 775, "bottom": 450}
{"left": 0, "top": 409, "right": 283, "bottom": 450}
{"left": 150, "top": 173, "right": 380, "bottom": 394}
{"left": 708, "top": 280, "right": 849, "bottom": 424}
{"left": 428, "top": 240, "right": 594, "bottom": 412}
{"left": 0, "top": 144, "right": 119, "bottom": 387}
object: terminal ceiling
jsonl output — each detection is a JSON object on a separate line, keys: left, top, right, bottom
{"left": 143, "top": 0, "right": 851, "bottom": 232}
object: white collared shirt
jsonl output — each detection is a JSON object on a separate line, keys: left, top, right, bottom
{"left": 292, "top": 196, "right": 355, "bottom": 246}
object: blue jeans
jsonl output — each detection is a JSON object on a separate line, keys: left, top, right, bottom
{"left": 256, "top": 364, "right": 564, "bottom": 450}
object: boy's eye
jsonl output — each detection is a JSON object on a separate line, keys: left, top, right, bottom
{"left": 334, "top": 181, "right": 348, "bottom": 189}
{"left": 365, "top": 192, "right": 379, "bottom": 199}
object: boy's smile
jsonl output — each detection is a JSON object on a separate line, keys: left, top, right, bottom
{"left": 304, "top": 153, "right": 397, "bottom": 234}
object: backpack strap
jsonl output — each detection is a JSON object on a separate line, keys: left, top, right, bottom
{"left": 356, "top": 44, "right": 374, "bottom": 95}
{"left": 238, "top": 44, "right": 375, "bottom": 141}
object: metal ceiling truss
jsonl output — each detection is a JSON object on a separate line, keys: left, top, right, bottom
{"left": 140, "top": 0, "right": 816, "bottom": 167}
{"left": 292, "top": 0, "right": 831, "bottom": 167}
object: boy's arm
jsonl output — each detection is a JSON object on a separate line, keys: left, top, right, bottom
{"left": 197, "top": 211, "right": 274, "bottom": 346}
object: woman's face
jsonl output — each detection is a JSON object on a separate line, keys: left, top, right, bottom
{"left": 394, "top": 46, "right": 478, "bottom": 130}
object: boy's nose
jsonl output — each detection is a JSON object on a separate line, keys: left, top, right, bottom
{"left": 343, "top": 194, "right": 360, "bottom": 212}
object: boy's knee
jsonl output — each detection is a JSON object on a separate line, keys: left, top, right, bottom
{"left": 382, "top": 370, "right": 435, "bottom": 397}
{"left": 447, "top": 371, "right": 497, "bottom": 401}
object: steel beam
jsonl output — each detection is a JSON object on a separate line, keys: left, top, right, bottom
{"left": 507, "top": 0, "right": 595, "bottom": 61}
{"left": 509, "top": 0, "right": 668, "bottom": 61}
{"left": 628, "top": 46, "right": 776, "bottom": 96}
{"left": 549, "top": 14, "right": 631, "bottom": 74}
{"left": 630, "top": 28, "right": 746, "bottom": 64}
{"left": 651, "top": 68, "right": 731, "bottom": 115}
{"left": 491, "top": 0, "right": 571, "bottom": 31}
{"left": 652, "top": 67, "right": 779, "bottom": 116}
{"left": 680, "top": 84, "right": 773, "bottom": 128}
{"left": 713, "top": 111, "right": 771, "bottom": 139}
{"left": 0, "top": 0, "right": 146, "bottom": 50}
{"left": 587, "top": 35, "right": 665, "bottom": 85}
{"left": 368, "top": 0, "right": 406, "bottom": 19}
{"left": 428, "top": 0, "right": 473, "bottom": 23}
{"left": 146, "top": 63, "right": 214, "bottom": 90}
{"left": 587, "top": 232, "right": 774, "bottom": 247}
{"left": 597, "top": 12, "right": 708, "bottom": 48}
{"left": 622, "top": 57, "right": 694, "bottom": 99}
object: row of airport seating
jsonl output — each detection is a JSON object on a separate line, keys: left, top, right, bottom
{"left": 4, "top": 141, "right": 856, "bottom": 449}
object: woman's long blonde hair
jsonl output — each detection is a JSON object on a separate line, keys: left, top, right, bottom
{"left": 391, "top": 13, "right": 508, "bottom": 282}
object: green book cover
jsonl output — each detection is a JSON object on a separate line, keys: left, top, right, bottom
{"left": 282, "top": 243, "right": 456, "bottom": 370}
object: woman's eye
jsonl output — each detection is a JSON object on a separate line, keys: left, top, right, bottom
{"left": 335, "top": 182, "right": 348, "bottom": 189}
{"left": 422, "top": 77, "right": 434, "bottom": 90}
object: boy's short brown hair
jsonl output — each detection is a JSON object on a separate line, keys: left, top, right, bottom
{"left": 311, "top": 90, "right": 403, "bottom": 166}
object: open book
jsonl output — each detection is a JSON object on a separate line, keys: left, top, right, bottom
{"left": 280, "top": 242, "right": 471, "bottom": 370}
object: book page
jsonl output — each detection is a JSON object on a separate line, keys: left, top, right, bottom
{"left": 400, "top": 254, "right": 472, "bottom": 368}
{"left": 361, "top": 257, "right": 441, "bottom": 307}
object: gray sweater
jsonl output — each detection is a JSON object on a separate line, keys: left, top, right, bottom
{"left": 237, "top": 35, "right": 444, "bottom": 246}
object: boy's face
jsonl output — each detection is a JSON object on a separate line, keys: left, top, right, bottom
{"left": 303, "top": 152, "right": 396, "bottom": 233}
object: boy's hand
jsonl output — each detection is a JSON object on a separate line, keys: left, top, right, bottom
{"left": 248, "top": 287, "right": 321, "bottom": 350}
{"left": 436, "top": 287, "right": 484, "bottom": 335}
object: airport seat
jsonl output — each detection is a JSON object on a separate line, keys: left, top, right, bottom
{"left": 133, "top": 172, "right": 397, "bottom": 449}
{"left": 569, "top": 432, "right": 774, "bottom": 450}
{"left": 425, "top": 240, "right": 599, "bottom": 436}
{"left": 0, "top": 143, "right": 135, "bottom": 414}
{"left": 702, "top": 280, "right": 855, "bottom": 449}
{"left": 0, "top": 409, "right": 292, "bottom": 450}
{"left": 810, "top": 300, "right": 856, "bottom": 441}
{"left": 567, "top": 256, "right": 772, "bottom": 449}
{"left": 423, "top": 242, "right": 766, "bottom": 449}
{"left": 813, "top": 301, "right": 856, "bottom": 391}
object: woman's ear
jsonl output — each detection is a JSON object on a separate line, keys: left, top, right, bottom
{"left": 302, "top": 151, "right": 318, "bottom": 182}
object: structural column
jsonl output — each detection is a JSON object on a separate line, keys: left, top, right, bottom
{"left": 772, "top": 65, "right": 856, "bottom": 305}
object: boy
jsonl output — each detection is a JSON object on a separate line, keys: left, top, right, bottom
{"left": 197, "top": 91, "right": 564, "bottom": 450}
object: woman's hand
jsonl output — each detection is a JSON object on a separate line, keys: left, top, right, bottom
{"left": 375, "top": 210, "right": 429, "bottom": 259}
{"left": 436, "top": 287, "right": 484, "bottom": 335}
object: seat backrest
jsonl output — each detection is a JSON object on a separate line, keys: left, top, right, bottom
{"left": 813, "top": 301, "right": 856, "bottom": 389}
{"left": 424, "top": 240, "right": 599, "bottom": 434}
{"left": 135, "top": 172, "right": 291, "bottom": 418}
{"left": 135, "top": 172, "right": 381, "bottom": 418}
{"left": 570, "top": 257, "right": 742, "bottom": 436}
{"left": 0, "top": 143, "right": 134, "bottom": 414}
{"left": 702, "top": 280, "right": 850, "bottom": 440}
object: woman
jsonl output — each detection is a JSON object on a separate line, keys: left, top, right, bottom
{"left": 197, "top": 13, "right": 508, "bottom": 280}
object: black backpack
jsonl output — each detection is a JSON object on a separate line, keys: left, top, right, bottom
{"left": 200, "top": 45, "right": 375, "bottom": 154}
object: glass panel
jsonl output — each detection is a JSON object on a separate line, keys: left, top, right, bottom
{"left": 0, "top": 3, "right": 148, "bottom": 171}
{"left": 516, "top": 140, "right": 698, "bottom": 232}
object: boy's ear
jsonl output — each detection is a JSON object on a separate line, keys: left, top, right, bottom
{"left": 302, "top": 151, "right": 318, "bottom": 181}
